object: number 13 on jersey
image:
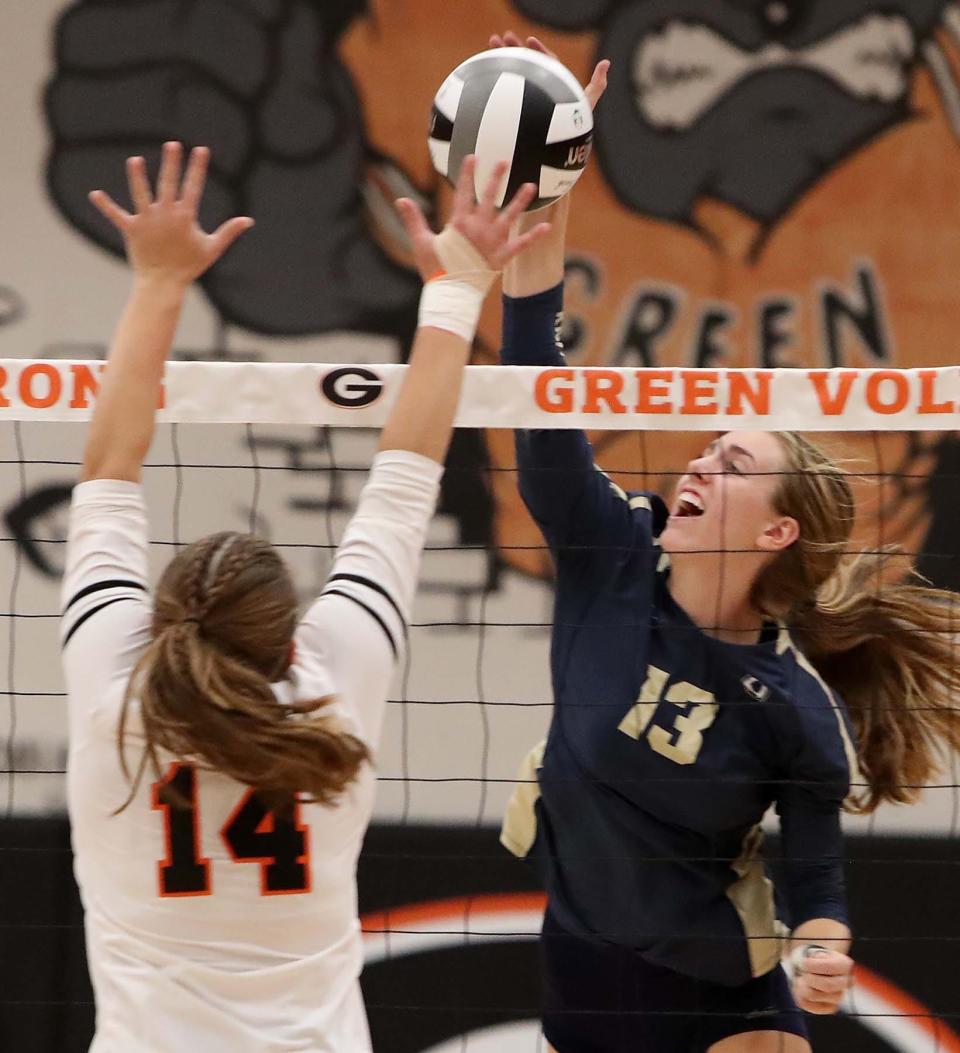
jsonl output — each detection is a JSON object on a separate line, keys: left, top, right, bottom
{"left": 153, "top": 763, "right": 312, "bottom": 897}
{"left": 618, "top": 665, "right": 718, "bottom": 765}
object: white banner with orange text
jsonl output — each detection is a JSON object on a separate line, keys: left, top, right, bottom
{"left": 0, "top": 360, "right": 957, "bottom": 429}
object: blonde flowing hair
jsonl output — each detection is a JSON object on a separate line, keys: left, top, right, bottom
{"left": 750, "top": 433, "right": 960, "bottom": 813}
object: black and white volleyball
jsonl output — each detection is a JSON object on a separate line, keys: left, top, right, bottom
{"left": 429, "top": 48, "right": 593, "bottom": 211}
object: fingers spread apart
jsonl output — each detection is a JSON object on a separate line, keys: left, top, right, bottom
{"left": 115, "top": 142, "right": 212, "bottom": 218}
{"left": 88, "top": 189, "right": 131, "bottom": 230}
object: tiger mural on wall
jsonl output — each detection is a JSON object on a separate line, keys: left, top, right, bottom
{"left": 36, "top": 5, "right": 960, "bottom": 1049}
{"left": 46, "top": 0, "right": 960, "bottom": 589}
{"left": 341, "top": 0, "right": 960, "bottom": 585}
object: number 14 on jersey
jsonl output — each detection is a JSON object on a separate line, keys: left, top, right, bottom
{"left": 153, "top": 763, "right": 312, "bottom": 897}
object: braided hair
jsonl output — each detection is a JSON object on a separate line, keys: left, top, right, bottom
{"left": 117, "top": 532, "right": 369, "bottom": 811}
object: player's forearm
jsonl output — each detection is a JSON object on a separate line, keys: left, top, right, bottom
{"left": 789, "top": 918, "right": 851, "bottom": 956}
{"left": 378, "top": 326, "right": 470, "bottom": 465}
{"left": 382, "top": 158, "right": 545, "bottom": 465}
{"left": 501, "top": 283, "right": 566, "bottom": 367}
{"left": 500, "top": 282, "right": 597, "bottom": 532}
{"left": 82, "top": 275, "right": 186, "bottom": 483}
{"left": 503, "top": 195, "right": 569, "bottom": 298}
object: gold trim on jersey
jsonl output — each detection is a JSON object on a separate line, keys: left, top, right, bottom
{"left": 778, "top": 626, "right": 863, "bottom": 794}
{"left": 596, "top": 465, "right": 628, "bottom": 503}
{"left": 500, "top": 739, "right": 546, "bottom": 859}
{"left": 594, "top": 466, "right": 652, "bottom": 515}
{"left": 725, "top": 823, "right": 786, "bottom": 977}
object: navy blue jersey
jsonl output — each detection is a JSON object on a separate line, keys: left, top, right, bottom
{"left": 499, "top": 284, "right": 858, "bottom": 987}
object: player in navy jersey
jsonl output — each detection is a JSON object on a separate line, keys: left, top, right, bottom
{"left": 61, "top": 142, "right": 548, "bottom": 1053}
{"left": 491, "top": 32, "right": 960, "bottom": 1053}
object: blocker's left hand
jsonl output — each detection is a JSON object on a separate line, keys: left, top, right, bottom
{"left": 791, "top": 948, "right": 854, "bottom": 1015}
{"left": 89, "top": 141, "right": 255, "bottom": 287}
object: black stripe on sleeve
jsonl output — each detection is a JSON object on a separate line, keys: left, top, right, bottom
{"left": 62, "top": 596, "right": 140, "bottom": 649}
{"left": 325, "top": 573, "right": 406, "bottom": 634}
{"left": 63, "top": 578, "right": 147, "bottom": 615}
{"left": 321, "top": 589, "right": 399, "bottom": 659}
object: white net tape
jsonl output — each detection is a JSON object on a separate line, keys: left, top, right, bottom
{"left": 0, "top": 361, "right": 956, "bottom": 429}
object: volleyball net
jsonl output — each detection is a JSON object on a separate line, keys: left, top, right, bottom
{"left": 0, "top": 359, "right": 958, "bottom": 1052}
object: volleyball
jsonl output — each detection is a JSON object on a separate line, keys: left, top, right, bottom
{"left": 428, "top": 48, "right": 593, "bottom": 211}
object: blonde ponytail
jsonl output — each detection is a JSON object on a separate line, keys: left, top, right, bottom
{"left": 754, "top": 435, "right": 960, "bottom": 813}
{"left": 792, "top": 555, "right": 960, "bottom": 812}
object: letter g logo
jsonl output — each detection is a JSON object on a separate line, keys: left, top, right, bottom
{"left": 320, "top": 367, "right": 383, "bottom": 408}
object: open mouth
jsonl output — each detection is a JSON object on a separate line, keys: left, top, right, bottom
{"left": 633, "top": 13, "right": 915, "bottom": 131}
{"left": 674, "top": 490, "right": 706, "bottom": 518}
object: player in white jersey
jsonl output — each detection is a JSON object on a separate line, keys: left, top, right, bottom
{"left": 61, "top": 141, "right": 549, "bottom": 1053}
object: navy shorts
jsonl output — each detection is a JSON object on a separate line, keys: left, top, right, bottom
{"left": 541, "top": 908, "right": 808, "bottom": 1053}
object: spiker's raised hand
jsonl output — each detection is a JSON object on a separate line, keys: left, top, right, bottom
{"left": 489, "top": 31, "right": 610, "bottom": 111}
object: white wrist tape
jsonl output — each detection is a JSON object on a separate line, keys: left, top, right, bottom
{"left": 417, "top": 226, "right": 498, "bottom": 343}
{"left": 418, "top": 280, "right": 486, "bottom": 343}
{"left": 785, "top": 943, "right": 830, "bottom": 981}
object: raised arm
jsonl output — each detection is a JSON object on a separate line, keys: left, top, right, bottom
{"left": 82, "top": 141, "right": 254, "bottom": 482}
{"left": 63, "top": 144, "right": 253, "bottom": 709}
{"left": 297, "top": 160, "right": 550, "bottom": 746}
{"left": 380, "top": 156, "right": 547, "bottom": 463}
{"left": 493, "top": 37, "right": 637, "bottom": 557}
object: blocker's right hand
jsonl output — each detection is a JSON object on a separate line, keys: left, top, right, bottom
{"left": 394, "top": 156, "right": 551, "bottom": 283}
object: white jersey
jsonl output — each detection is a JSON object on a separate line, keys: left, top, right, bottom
{"left": 61, "top": 449, "right": 443, "bottom": 1053}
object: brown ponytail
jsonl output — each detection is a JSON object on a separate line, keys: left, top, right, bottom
{"left": 118, "top": 532, "right": 369, "bottom": 809}
{"left": 752, "top": 433, "right": 960, "bottom": 814}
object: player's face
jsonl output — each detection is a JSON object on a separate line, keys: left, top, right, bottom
{"left": 660, "top": 431, "right": 797, "bottom": 559}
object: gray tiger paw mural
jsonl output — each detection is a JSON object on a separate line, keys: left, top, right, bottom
{"left": 514, "top": 0, "right": 952, "bottom": 226}
{"left": 46, "top": 0, "right": 419, "bottom": 336}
